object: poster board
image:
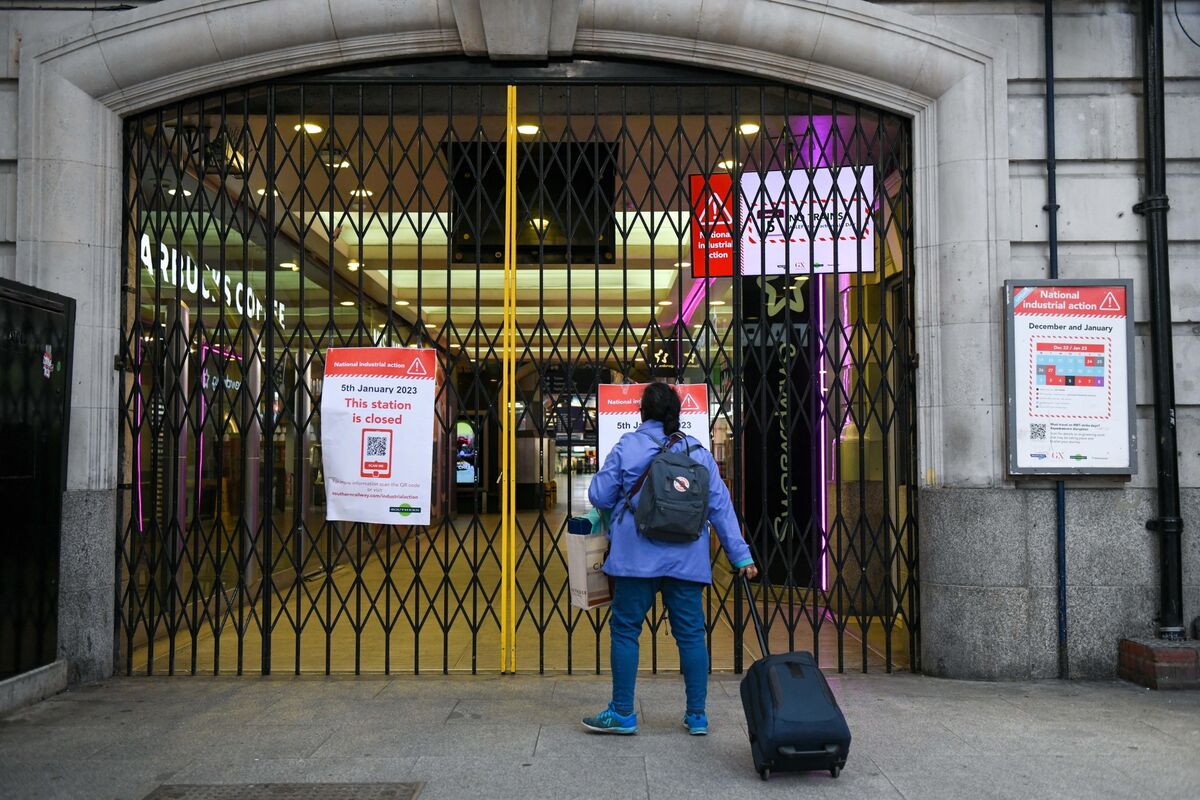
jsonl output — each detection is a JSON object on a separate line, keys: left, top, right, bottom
{"left": 596, "top": 383, "right": 710, "bottom": 467}
{"left": 739, "top": 166, "right": 875, "bottom": 276}
{"left": 689, "top": 167, "right": 876, "bottom": 278}
{"left": 321, "top": 347, "right": 438, "bottom": 524}
{"left": 1004, "top": 280, "right": 1136, "bottom": 476}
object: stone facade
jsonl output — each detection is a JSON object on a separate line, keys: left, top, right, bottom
{"left": 877, "top": 0, "right": 1200, "bottom": 678}
{"left": 0, "top": 0, "right": 1195, "bottom": 683}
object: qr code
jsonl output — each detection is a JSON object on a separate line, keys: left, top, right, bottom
{"left": 1030, "top": 424, "right": 1047, "bottom": 441}
{"left": 366, "top": 435, "right": 389, "bottom": 456}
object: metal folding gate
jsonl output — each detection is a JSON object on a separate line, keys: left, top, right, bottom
{"left": 119, "top": 59, "right": 917, "bottom": 675}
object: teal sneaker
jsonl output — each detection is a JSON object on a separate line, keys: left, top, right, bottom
{"left": 683, "top": 711, "right": 708, "bottom": 735}
{"left": 582, "top": 703, "right": 638, "bottom": 735}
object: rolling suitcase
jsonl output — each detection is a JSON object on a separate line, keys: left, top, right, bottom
{"left": 738, "top": 576, "right": 851, "bottom": 781}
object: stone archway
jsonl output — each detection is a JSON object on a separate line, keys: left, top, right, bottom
{"left": 15, "top": 0, "right": 1008, "bottom": 681}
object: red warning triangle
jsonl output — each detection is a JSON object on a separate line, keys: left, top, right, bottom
{"left": 1099, "top": 291, "right": 1120, "bottom": 311}
{"left": 679, "top": 391, "right": 702, "bottom": 412}
{"left": 406, "top": 355, "right": 428, "bottom": 376}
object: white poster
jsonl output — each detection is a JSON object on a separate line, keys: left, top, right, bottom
{"left": 739, "top": 166, "right": 875, "bottom": 275}
{"left": 321, "top": 347, "right": 438, "bottom": 524}
{"left": 596, "top": 383, "right": 710, "bottom": 467}
{"left": 1007, "top": 283, "right": 1135, "bottom": 474}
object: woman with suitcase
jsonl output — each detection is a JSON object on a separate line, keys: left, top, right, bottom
{"left": 581, "top": 381, "right": 757, "bottom": 736}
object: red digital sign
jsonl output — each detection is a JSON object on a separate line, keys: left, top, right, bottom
{"left": 689, "top": 173, "right": 734, "bottom": 277}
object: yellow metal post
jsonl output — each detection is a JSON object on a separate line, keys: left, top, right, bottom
{"left": 501, "top": 84, "right": 519, "bottom": 673}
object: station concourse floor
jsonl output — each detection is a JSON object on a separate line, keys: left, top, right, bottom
{"left": 3, "top": 672, "right": 1198, "bottom": 799}
{"left": 129, "top": 474, "right": 907, "bottom": 676}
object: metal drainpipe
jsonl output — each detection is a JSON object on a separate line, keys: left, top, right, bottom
{"left": 1136, "top": 0, "right": 1185, "bottom": 641}
{"left": 1042, "top": 0, "right": 1069, "bottom": 679}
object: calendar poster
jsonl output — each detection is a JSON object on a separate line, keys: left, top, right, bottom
{"left": 1004, "top": 280, "right": 1135, "bottom": 476}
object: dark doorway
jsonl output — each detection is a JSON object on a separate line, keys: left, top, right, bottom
{"left": 0, "top": 278, "right": 75, "bottom": 679}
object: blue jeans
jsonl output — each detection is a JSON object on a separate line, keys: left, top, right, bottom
{"left": 609, "top": 576, "right": 708, "bottom": 716}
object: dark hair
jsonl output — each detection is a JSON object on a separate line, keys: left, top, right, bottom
{"left": 640, "top": 382, "right": 681, "bottom": 435}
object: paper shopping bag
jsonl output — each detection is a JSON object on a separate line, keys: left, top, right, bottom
{"left": 567, "top": 526, "right": 612, "bottom": 609}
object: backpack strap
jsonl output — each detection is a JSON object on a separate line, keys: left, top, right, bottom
{"left": 618, "top": 431, "right": 688, "bottom": 520}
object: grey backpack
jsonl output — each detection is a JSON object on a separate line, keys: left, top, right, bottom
{"left": 622, "top": 432, "right": 711, "bottom": 543}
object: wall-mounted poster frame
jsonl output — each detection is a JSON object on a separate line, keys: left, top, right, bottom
{"left": 1003, "top": 279, "right": 1136, "bottom": 477}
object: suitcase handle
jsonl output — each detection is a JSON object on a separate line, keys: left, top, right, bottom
{"left": 778, "top": 744, "right": 839, "bottom": 758}
{"left": 740, "top": 574, "right": 771, "bottom": 658}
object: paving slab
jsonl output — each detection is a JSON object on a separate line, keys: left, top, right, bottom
{"left": 872, "top": 752, "right": 1163, "bottom": 800}
{"left": 0, "top": 757, "right": 181, "bottom": 800}
{"left": 0, "top": 719, "right": 111, "bottom": 761}
{"left": 169, "top": 757, "right": 421, "bottom": 785}
{"left": 141, "top": 785, "right": 421, "bottom": 800}
{"left": 409, "top": 755, "right": 649, "bottom": 800}
{"left": 1136, "top": 710, "right": 1200, "bottom": 745}
{"left": 92, "top": 721, "right": 339, "bottom": 762}
{"left": 310, "top": 719, "right": 541, "bottom": 759}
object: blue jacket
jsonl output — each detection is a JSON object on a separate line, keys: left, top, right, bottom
{"left": 588, "top": 419, "right": 754, "bottom": 584}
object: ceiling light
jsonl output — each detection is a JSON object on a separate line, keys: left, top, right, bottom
{"left": 339, "top": 300, "right": 355, "bottom": 307}
{"left": 738, "top": 122, "right": 761, "bottom": 135}
{"left": 516, "top": 123, "right": 540, "bottom": 136}
{"left": 166, "top": 187, "right": 192, "bottom": 197}
{"left": 319, "top": 149, "right": 350, "bottom": 169}
{"left": 717, "top": 159, "right": 741, "bottom": 171}
{"left": 377, "top": 323, "right": 386, "bottom": 329}
{"left": 450, "top": 343, "right": 461, "bottom": 349}
{"left": 529, "top": 217, "right": 550, "bottom": 230}
{"left": 349, "top": 188, "right": 374, "bottom": 198}
{"left": 394, "top": 299, "right": 410, "bottom": 307}
{"left": 710, "top": 299, "right": 727, "bottom": 306}
{"left": 658, "top": 300, "right": 673, "bottom": 306}
{"left": 294, "top": 121, "right": 323, "bottom": 135}
{"left": 347, "top": 260, "right": 360, "bottom": 271}
{"left": 279, "top": 261, "right": 298, "bottom": 271}
{"left": 256, "top": 188, "right": 280, "bottom": 197}
{"left": 673, "top": 261, "right": 690, "bottom": 268}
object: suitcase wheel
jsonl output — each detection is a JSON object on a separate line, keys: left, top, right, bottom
{"left": 758, "top": 767, "right": 770, "bottom": 782}
{"left": 830, "top": 765, "right": 840, "bottom": 779}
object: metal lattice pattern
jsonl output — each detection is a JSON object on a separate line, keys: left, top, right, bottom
{"left": 118, "top": 61, "right": 916, "bottom": 675}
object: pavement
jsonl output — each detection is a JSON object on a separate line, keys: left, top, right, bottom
{"left": 1, "top": 672, "right": 1199, "bottom": 800}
